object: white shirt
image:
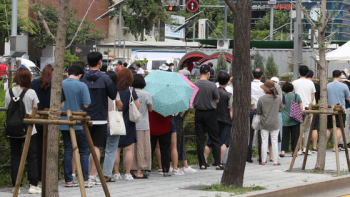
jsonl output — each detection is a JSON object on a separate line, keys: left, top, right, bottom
{"left": 251, "top": 79, "right": 265, "bottom": 108}
{"left": 137, "top": 68, "right": 145, "bottom": 74}
{"left": 292, "top": 78, "right": 316, "bottom": 108}
{"left": 215, "top": 82, "right": 233, "bottom": 95}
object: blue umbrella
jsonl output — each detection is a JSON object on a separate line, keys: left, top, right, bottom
{"left": 144, "top": 70, "right": 194, "bottom": 117}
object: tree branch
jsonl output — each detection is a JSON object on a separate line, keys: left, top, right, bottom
{"left": 296, "top": 0, "right": 316, "bottom": 27}
{"left": 310, "top": 55, "right": 322, "bottom": 68}
{"left": 32, "top": 1, "right": 56, "bottom": 40}
{"left": 65, "top": 0, "right": 96, "bottom": 49}
{"left": 321, "top": 4, "right": 342, "bottom": 33}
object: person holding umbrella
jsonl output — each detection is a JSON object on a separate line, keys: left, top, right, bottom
{"left": 193, "top": 64, "right": 224, "bottom": 170}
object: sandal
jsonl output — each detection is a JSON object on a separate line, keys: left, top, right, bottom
{"left": 105, "top": 177, "right": 116, "bottom": 182}
{"left": 216, "top": 165, "right": 224, "bottom": 170}
{"left": 200, "top": 165, "right": 207, "bottom": 170}
{"left": 279, "top": 154, "right": 285, "bottom": 157}
{"left": 132, "top": 174, "right": 148, "bottom": 179}
{"left": 273, "top": 163, "right": 281, "bottom": 166}
{"left": 259, "top": 162, "right": 266, "bottom": 165}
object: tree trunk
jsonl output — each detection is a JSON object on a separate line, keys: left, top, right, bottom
{"left": 45, "top": 0, "right": 69, "bottom": 196}
{"left": 221, "top": 0, "right": 252, "bottom": 188}
{"left": 314, "top": 0, "right": 328, "bottom": 171}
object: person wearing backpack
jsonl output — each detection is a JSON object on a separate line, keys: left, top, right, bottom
{"left": 5, "top": 67, "right": 41, "bottom": 194}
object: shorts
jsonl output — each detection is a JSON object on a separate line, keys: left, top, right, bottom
{"left": 89, "top": 124, "right": 107, "bottom": 148}
{"left": 170, "top": 117, "right": 176, "bottom": 133}
{"left": 313, "top": 114, "right": 320, "bottom": 130}
{"left": 207, "top": 122, "right": 231, "bottom": 147}
{"left": 327, "top": 114, "right": 346, "bottom": 129}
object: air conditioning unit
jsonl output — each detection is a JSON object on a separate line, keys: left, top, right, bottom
{"left": 217, "top": 40, "right": 230, "bottom": 50}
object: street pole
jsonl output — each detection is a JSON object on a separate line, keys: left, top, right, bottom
{"left": 118, "top": 4, "right": 122, "bottom": 58}
{"left": 293, "top": 0, "right": 303, "bottom": 80}
{"left": 11, "top": 0, "right": 18, "bottom": 70}
{"left": 193, "top": 18, "right": 195, "bottom": 41}
{"left": 290, "top": 0, "right": 293, "bottom": 40}
{"left": 224, "top": 2, "right": 227, "bottom": 39}
{"left": 269, "top": 5, "right": 274, "bottom": 41}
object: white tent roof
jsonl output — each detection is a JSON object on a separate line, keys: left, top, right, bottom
{"left": 324, "top": 41, "right": 350, "bottom": 63}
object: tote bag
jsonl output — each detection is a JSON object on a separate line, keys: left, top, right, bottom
{"left": 129, "top": 87, "right": 142, "bottom": 122}
{"left": 290, "top": 94, "right": 303, "bottom": 123}
{"left": 252, "top": 114, "right": 261, "bottom": 130}
{"left": 109, "top": 100, "right": 126, "bottom": 135}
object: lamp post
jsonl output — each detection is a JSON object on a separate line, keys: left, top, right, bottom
{"left": 114, "top": 27, "right": 129, "bottom": 59}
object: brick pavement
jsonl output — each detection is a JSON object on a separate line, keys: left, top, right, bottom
{"left": 1, "top": 149, "right": 350, "bottom": 197}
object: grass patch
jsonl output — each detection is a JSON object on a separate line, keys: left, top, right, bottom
{"left": 332, "top": 170, "right": 350, "bottom": 177}
{"left": 200, "top": 183, "right": 265, "bottom": 196}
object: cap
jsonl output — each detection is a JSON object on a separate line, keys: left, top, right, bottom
{"left": 200, "top": 64, "right": 210, "bottom": 73}
{"left": 270, "top": 77, "right": 280, "bottom": 84}
{"left": 219, "top": 70, "right": 227, "bottom": 73}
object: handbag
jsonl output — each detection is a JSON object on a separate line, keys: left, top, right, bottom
{"left": 109, "top": 100, "right": 126, "bottom": 135}
{"left": 290, "top": 94, "right": 303, "bottom": 123}
{"left": 252, "top": 114, "right": 261, "bottom": 130}
{"left": 129, "top": 87, "right": 143, "bottom": 122}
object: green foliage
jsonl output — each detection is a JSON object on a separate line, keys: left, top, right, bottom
{"left": 200, "top": 183, "right": 265, "bottom": 195}
{"left": 255, "top": 11, "right": 290, "bottom": 32}
{"left": 0, "top": 0, "right": 25, "bottom": 42}
{"left": 215, "top": 52, "right": 228, "bottom": 76}
{"left": 122, "top": 0, "right": 171, "bottom": 40}
{"left": 132, "top": 58, "right": 148, "bottom": 66}
{"left": 265, "top": 53, "right": 278, "bottom": 77}
{"left": 209, "top": 21, "right": 234, "bottom": 39}
{"left": 28, "top": 3, "right": 105, "bottom": 49}
{"left": 253, "top": 51, "right": 265, "bottom": 74}
{"left": 64, "top": 50, "right": 79, "bottom": 68}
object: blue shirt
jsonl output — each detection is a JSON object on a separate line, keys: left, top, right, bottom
{"left": 327, "top": 81, "right": 350, "bottom": 113}
{"left": 60, "top": 78, "right": 91, "bottom": 130}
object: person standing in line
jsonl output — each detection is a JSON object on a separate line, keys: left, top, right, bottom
{"left": 292, "top": 65, "right": 316, "bottom": 155}
{"left": 116, "top": 61, "right": 124, "bottom": 73}
{"left": 102, "top": 71, "right": 123, "bottom": 182}
{"left": 191, "top": 62, "right": 201, "bottom": 80}
{"left": 178, "top": 64, "right": 191, "bottom": 78}
{"left": 123, "top": 62, "right": 128, "bottom": 68}
{"left": 204, "top": 71, "right": 233, "bottom": 165}
{"left": 130, "top": 74, "right": 153, "bottom": 178}
{"left": 136, "top": 63, "right": 145, "bottom": 75}
{"left": 271, "top": 77, "right": 283, "bottom": 157}
{"left": 306, "top": 70, "right": 320, "bottom": 153}
{"left": 327, "top": 70, "right": 350, "bottom": 151}
{"left": 113, "top": 69, "right": 140, "bottom": 181}
{"left": 6, "top": 67, "right": 41, "bottom": 194}
{"left": 81, "top": 52, "right": 118, "bottom": 184}
{"left": 257, "top": 80, "right": 283, "bottom": 165}
{"left": 246, "top": 98, "right": 256, "bottom": 163}
{"left": 280, "top": 82, "right": 302, "bottom": 157}
{"left": 193, "top": 64, "right": 224, "bottom": 170}
{"left": 251, "top": 68, "right": 265, "bottom": 163}
{"left": 341, "top": 77, "right": 350, "bottom": 150}
{"left": 167, "top": 63, "right": 174, "bottom": 72}
{"left": 31, "top": 64, "right": 66, "bottom": 182}
{"left": 60, "top": 65, "right": 93, "bottom": 188}
{"left": 208, "top": 62, "right": 215, "bottom": 82}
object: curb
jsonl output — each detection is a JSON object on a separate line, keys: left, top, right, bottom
{"left": 246, "top": 175, "right": 350, "bottom": 197}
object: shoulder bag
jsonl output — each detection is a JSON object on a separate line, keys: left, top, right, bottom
{"left": 252, "top": 114, "right": 261, "bottom": 130}
{"left": 109, "top": 100, "right": 126, "bottom": 135}
{"left": 129, "top": 87, "right": 142, "bottom": 122}
{"left": 290, "top": 94, "right": 303, "bottom": 123}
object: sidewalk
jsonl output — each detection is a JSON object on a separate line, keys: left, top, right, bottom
{"left": 1, "top": 149, "right": 349, "bottom": 197}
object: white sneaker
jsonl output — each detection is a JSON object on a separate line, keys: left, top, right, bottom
{"left": 72, "top": 176, "right": 78, "bottom": 185}
{"left": 113, "top": 173, "right": 122, "bottom": 180}
{"left": 12, "top": 188, "right": 20, "bottom": 194}
{"left": 183, "top": 166, "right": 197, "bottom": 173}
{"left": 124, "top": 174, "right": 134, "bottom": 181}
{"left": 307, "top": 150, "right": 312, "bottom": 155}
{"left": 157, "top": 169, "right": 163, "bottom": 175}
{"left": 297, "top": 150, "right": 303, "bottom": 155}
{"left": 172, "top": 168, "right": 185, "bottom": 175}
{"left": 89, "top": 176, "right": 101, "bottom": 185}
{"left": 28, "top": 185, "right": 41, "bottom": 194}
{"left": 169, "top": 167, "right": 173, "bottom": 173}
{"left": 84, "top": 179, "right": 94, "bottom": 188}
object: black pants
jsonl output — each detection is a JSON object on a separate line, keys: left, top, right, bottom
{"left": 282, "top": 125, "right": 300, "bottom": 152}
{"left": 175, "top": 114, "right": 187, "bottom": 161}
{"left": 247, "top": 109, "right": 257, "bottom": 161}
{"left": 35, "top": 125, "right": 43, "bottom": 181}
{"left": 151, "top": 131, "right": 171, "bottom": 173}
{"left": 10, "top": 135, "right": 39, "bottom": 187}
{"left": 195, "top": 109, "right": 221, "bottom": 167}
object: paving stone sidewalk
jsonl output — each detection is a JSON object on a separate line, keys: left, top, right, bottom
{"left": 1, "top": 149, "right": 350, "bottom": 197}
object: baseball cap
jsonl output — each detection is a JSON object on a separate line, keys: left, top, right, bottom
{"left": 219, "top": 70, "right": 227, "bottom": 73}
{"left": 200, "top": 64, "right": 210, "bottom": 73}
{"left": 271, "top": 77, "right": 280, "bottom": 84}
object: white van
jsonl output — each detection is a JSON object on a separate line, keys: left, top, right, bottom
{"left": 17, "top": 58, "right": 41, "bottom": 79}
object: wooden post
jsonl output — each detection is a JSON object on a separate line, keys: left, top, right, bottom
{"left": 289, "top": 113, "right": 310, "bottom": 172}
{"left": 41, "top": 124, "right": 48, "bottom": 197}
{"left": 67, "top": 110, "right": 87, "bottom": 197}
{"left": 338, "top": 112, "right": 350, "bottom": 171}
{"left": 302, "top": 111, "right": 317, "bottom": 170}
{"left": 332, "top": 111, "right": 341, "bottom": 174}
{"left": 13, "top": 108, "right": 37, "bottom": 197}
{"left": 82, "top": 122, "right": 110, "bottom": 197}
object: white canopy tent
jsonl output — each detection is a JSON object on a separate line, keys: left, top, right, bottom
{"left": 323, "top": 41, "right": 350, "bottom": 63}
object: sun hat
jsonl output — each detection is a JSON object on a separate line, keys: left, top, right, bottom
{"left": 270, "top": 77, "right": 280, "bottom": 84}
{"left": 260, "top": 80, "right": 276, "bottom": 94}
{"left": 159, "top": 64, "right": 169, "bottom": 71}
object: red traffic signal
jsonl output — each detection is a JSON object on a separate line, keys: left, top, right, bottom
{"left": 165, "top": 5, "right": 180, "bottom": 11}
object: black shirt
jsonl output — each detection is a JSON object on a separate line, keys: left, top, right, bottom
{"left": 216, "top": 87, "right": 232, "bottom": 125}
{"left": 31, "top": 79, "right": 66, "bottom": 110}
{"left": 314, "top": 82, "right": 320, "bottom": 104}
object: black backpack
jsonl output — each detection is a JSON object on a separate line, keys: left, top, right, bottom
{"left": 5, "top": 88, "right": 28, "bottom": 137}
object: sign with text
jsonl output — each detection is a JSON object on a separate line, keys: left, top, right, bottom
{"left": 165, "top": 15, "right": 185, "bottom": 39}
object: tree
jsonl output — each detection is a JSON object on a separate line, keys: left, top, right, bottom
{"left": 29, "top": 2, "right": 104, "bottom": 49}
{"left": 265, "top": 53, "right": 278, "bottom": 77}
{"left": 255, "top": 11, "right": 290, "bottom": 32}
{"left": 253, "top": 51, "right": 265, "bottom": 73}
{"left": 64, "top": 50, "right": 79, "bottom": 67}
{"left": 210, "top": 21, "right": 234, "bottom": 39}
{"left": 221, "top": 0, "right": 252, "bottom": 188}
{"left": 0, "top": 0, "right": 25, "bottom": 42}
{"left": 215, "top": 51, "right": 228, "bottom": 75}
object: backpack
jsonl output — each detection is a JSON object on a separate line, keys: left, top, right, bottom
{"left": 5, "top": 88, "right": 28, "bottom": 137}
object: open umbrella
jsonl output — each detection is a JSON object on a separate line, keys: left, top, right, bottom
{"left": 144, "top": 70, "right": 194, "bottom": 117}
{"left": 179, "top": 73, "right": 199, "bottom": 108}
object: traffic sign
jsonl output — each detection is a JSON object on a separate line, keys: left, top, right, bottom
{"left": 186, "top": 0, "right": 199, "bottom": 13}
